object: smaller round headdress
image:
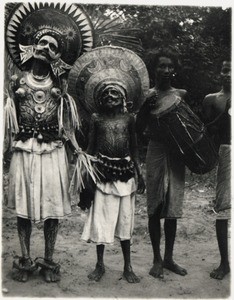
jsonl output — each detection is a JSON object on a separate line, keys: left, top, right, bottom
{"left": 68, "top": 46, "right": 149, "bottom": 116}
{"left": 5, "top": 3, "right": 94, "bottom": 73}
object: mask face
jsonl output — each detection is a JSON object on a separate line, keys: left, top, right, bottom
{"left": 100, "top": 86, "right": 124, "bottom": 109}
{"left": 33, "top": 35, "right": 61, "bottom": 63}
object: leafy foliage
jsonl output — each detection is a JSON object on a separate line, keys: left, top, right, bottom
{"left": 84, "top": 4, "right": 231, "bottom": 115}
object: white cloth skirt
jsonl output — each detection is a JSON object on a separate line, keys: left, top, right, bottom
{"left": 81, "top": 178, "right": 136, "bottom": 244}
{"left": 8, "top": 139, "right": 71, "bottom": 223}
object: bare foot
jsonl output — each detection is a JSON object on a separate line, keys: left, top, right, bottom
{"left": 12, "top": 257, "right": 36, "bottom": 282}
{"left": 149, "top": 262, "right": 164, "bottom": 279}
{"left": 123, "top": 266, "right": 140, "bottom": 283}
{"left": 39, "top": 268, "right": 61, "bottom": 283}
{"left": 88, "top": 263, "right": 105, "bottom": 282}
{"left": 210, "top": 263, "right": 230, "bottom": 280}
{"left": 163, "top": 259, "right": 187, "bottom": 276}
{"left": 12, "top": 269, "right": 29, "bottom": 282}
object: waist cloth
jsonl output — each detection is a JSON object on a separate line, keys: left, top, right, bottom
{"left": 214, "top": 144, "right": 231, "bottom": 213}
{"left": 81, "top": 154, "right": 137, "bottom": 244}
{"left": 146, "top": 139, "right": 185, "bottom": 218}
{"left": 7, "top": 138, "right": 71, "bottom": 223}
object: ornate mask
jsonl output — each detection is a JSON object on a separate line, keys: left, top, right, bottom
{"left": 6, "top": 3, "right": 94, "bottom": 74}
{"left": 102, "top": 86, "right": 125, "bottom": 101}
{"left": 33, "top": 35, "right": 61, "bottom": 63}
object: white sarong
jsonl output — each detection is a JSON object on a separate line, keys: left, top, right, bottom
{"left": 81, "top": 178, "right": 136, "bottom": 244}
{"left": 7, "top": 138, "right": 71, "bottom": 223}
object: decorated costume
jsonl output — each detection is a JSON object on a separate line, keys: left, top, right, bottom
{"left": 5, "top": 2, "right": 94, "bottom": 221}
{"left": 4, "top": 2, "right": 145, "bottom": 282}
{"left": 68, "top": 46, "right": 149, "bottom": 244}
{"left": 4, "top": 2, "right": 95, "bottom": 282}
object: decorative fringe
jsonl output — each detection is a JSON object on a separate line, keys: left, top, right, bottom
{"left": 65, "top": 93, "right": 81, "bottom": 130}
{"left": 4, "top": 91, "right": 19, "bottom": 151}
{"left": 58, "top": 96, "right": 64, "bottom": 136}
{"left": 58, "top": 94, "right": 81, "bottom": 136}
{"left": 4, "top": 91, "right": 19, "bottom": 133}
{"left": 69, "top": 151, "right": 99, "bottom": 195}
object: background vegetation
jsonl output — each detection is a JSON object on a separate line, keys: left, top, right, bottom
{"left": 84, "top": 4, "right": 231, "bottom": 116}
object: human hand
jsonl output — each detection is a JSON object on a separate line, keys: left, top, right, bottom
{"left": 137, "top": 175, "right": 145, "bottom": 194}
{"left": 73, "top": 149, "right": 79, "bottom": 157}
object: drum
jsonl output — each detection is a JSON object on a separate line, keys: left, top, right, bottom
{"left": 154, "top": 98, "right": 218, "bottom": 174}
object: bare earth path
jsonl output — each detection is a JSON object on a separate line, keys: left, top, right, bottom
{"left": 1, "top": 167, "right": 231, "bottom": 298}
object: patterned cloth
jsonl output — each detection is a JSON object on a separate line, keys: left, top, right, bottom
{"left": 81, "top": 178, "right": 136, "bottom": 244}
{"left": 214, "top": 144, "right": 231, "bottom": 214}
{"left": 7, "top": 138, "right": 71, "bottom": 223}
{"left": 146, "top": 140, "right": 185, "bottom": 218}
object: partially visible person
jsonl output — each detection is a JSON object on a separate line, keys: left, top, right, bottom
{"left": 136, "top": 48, "right": 188, "bottom": 279}
{"left": 203, "top": 59, "right": 231, "bottom": 280}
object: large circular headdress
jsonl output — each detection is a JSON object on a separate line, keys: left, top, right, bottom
{"left": 5, "top": 2, "right": 94, "bottom": 70}
{"left": 68, "top": 46, "right": 149, "bottom": 115}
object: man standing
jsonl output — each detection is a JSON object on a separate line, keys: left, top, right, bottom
{"left": 136, "top": 49, "right": 188, "bottom": 279}
{"left": 67, "top": 46, "right": 148, "bottom": 283}
{"left": 4, "top": 3, "right": 94, "bottom": 283}
{"left": 203, "top": 59, "right": 231, "bottom": 280}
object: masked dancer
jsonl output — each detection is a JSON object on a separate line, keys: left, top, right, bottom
{"left": 68, "top": 46, "right": 148, "bottom": 283}
{"left": 4, "top": 3, "right": 94, "bottom": 283}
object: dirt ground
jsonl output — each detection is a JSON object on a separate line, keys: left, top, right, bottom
{"left": 1, "top": 166, "right": 231, "bottom": 299}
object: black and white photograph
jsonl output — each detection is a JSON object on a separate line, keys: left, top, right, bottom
{"left": 1, "top": 0, "right": 232, "bottom": 298}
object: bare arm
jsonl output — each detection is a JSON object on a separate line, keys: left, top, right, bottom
{"left": 86, "top": 114, "right": 97, "bottom": 155}
{"left": 135, "top": 98, "right": 152, "bottom": 136}
{"left": 129, "top": 116, "right": 140, "bottom": 173}
{"left": 129, "top": 115, "right": 145, "bottom": 193}
{"left": 202, "top": 95, "right": 215, "bottom": 123}
{"left": 202, "top": 95, "right": 221, "bottom": 136}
